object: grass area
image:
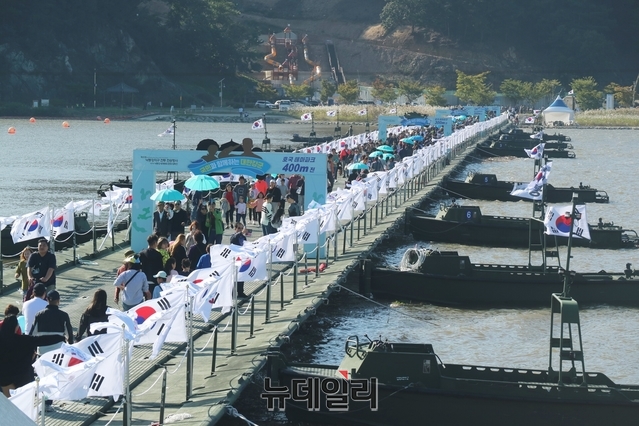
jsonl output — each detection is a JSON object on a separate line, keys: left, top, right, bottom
{"left": 575, "top": 108, "right": 639, "bottom": 127}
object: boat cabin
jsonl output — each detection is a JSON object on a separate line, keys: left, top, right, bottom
{"left": 338, "top": 338, "right": 442, "bottom": 387}
{"left": 466, "top": 173, "right": 498, "bottom": 185}
{"left": 436, "top": 205, "right": 483, "bottom": 224}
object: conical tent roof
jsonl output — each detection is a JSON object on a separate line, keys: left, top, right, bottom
{"left": 542, "top": 95, "right": 574, "bottom": 125}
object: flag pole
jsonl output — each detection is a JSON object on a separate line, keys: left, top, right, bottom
{"left": 122, "top": 324, "right": 131, "bottom": 426}
{"left": 231, "top": 265, "right": 238, "bottom": 354}
{"left": 48, "top": 203, "right": 55, "bottom": 254}
{"left": 172, "top": 119, "right": 176, "bottom": 150}
{"left": 266, "top": 239, "right": 272, "bottom": 323}
{"left": 562, "top": 194, "right": 580, "bottom": 298}
{"left": 262, "top": 113, "right": 270, "bottom": 152}
{"left": 186, "top": 288, "right": 194, "bottom": 400}
{"left": 92, "top": 199, "right": 97, "bottom": 256}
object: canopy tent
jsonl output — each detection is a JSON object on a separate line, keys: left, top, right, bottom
{"left": 542, "top": 96, "right": 574, "bottom": 126}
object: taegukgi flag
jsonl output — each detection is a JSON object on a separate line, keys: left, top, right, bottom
{"left": 158, "top": 123, "right": 174, "bottom": 137}
{"left": 252, "top": 118, "right": 264, "bottom": 130}
{"left": 357, "top": 109, "right": 367, "bottom": 116}
{"left": 326, "top": 110, "right": 336, "bottom": 117}
{"left": 544, "top": 204, "right": 591, "bottom": 240}
{"left": 530, "top": 130, "right": 544, "bottom": 140}
{"left": 301, "top": 112, "right": 312, "bottom": 121}
{"left": 524, "top": 142, "right": 545, "bottom": 159}
{"left": 10, "top": 207, "right": 51, "bottom": 244}
{"left": 52, "top": 202, "right": 75, "bottom": 236}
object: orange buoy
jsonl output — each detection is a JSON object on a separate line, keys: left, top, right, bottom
{"left": 104, "top": 118, "right": 110, "bottom": 124}
{"left": 8, "top": 127, "right": 16, "bottom": 134}
{"left": 29, "top": 117, "right": 36, "bottom": 123}
{"left": 62, "top": 121, "right": 70, "bottom": 128}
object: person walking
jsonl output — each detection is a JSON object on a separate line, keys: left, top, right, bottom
{"left": 222, "top": 184, "right": 235, "bottom": 229}
{"left": 29, "top": 290, "right": 73, "bottom": 355}
{"left": 261, "top": 193, "right": 275, "bottom": 235}
{"left": 229, "top": 222, "right": 248, "bottom": 298}
{"left": 75, "top": 289, "right": 109, "bottom": 341}
{"left": 138, "top": 234, "right": 164, "bottom": 296}
{"left": 27, "top": 239, "right": 56, "bottom": 292}
{"left": 113, "top": 257, "right": 150, "bottom": 311}
{"left": 22, "top": 283, "right": 49, "bottom": 335}
{"left": 170, "top": 200, "right": 189, "bottom": 241}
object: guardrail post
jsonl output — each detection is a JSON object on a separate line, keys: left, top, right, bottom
{"left": 210, "top": 327, "right": 218, "bottom": 375}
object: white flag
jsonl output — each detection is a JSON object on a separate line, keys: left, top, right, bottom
{"left": 252, "top": 118, "right": 264, "bottom": 130}
{"left": 270, "top": 232, "right": 296, "bottom": 262}
{"left": 0, "top": 216, "right": 18, "bottom": 232}
{"left": 526, "top": 162, "right": 552, "bottom": 192}
{"left": 326, "top": 110, "right": 336, "bottom": 117}
{"left": 510, "top": 182, "right": 542, "bottom": 200}
{"left": 34, "top": 333, "right": 124, "bottom": 399}
{"left": 301, "top": 113, "right": 312, "bottom": 121}
{"left": 296, "top": 217, "right": 319, "bottom": 244}
{"left": 52, "top": 203, "right": 75, "bottom": 236}
{"left": 544, "top": 204, "right": 591, "bottom": 240}
{"left": 158, "top": 123, "right": 174, "bottom": 137}
{"left": 10, "top": 207, "right": 51, "bottom": 244}
{"left": 524, "top": 142, "right": 545, "bottom": 159}
{"left": 524, "top": 117, "right": 535, "bottom": 124}
{"left": 357, "top": 109, "right": 367, "bottom": 116}
{"left": 192, "top": 267, "right": 234, "bottom": 321}
{"left": 530, "top": 130, "right": 544, "bottom": 140}
{"left": 129, "top": 290, "right": 187, "bottom": 345}
{"left": 9, "top": 381, "right": 39, "bottom": 422}
{"left": 568, "top": 89, "right": 574, "bottom": 95}
{"left": 148, "top": 302, "right": 185, "bottom": 360}
{"left": 389, "top": 108, "right": 397, "bottom": 114}
{"left": 231, "top": 244, "right": 269, "bottom": 281}
{"left": 38, "top": 357, "right": 102, "bottom": 401}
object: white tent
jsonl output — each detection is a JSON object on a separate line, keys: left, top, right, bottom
{"left": 542, "top": 96, "right": 575, "bottom": 126}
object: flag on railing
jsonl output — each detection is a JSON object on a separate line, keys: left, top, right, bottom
{"left": 192, "top": 266, "right": 234, "bottom": 320}
{"left": 252, "top": 118, "right": 264, "bottom": 130}
{"left": 10, "top": 207, "right": 51, "bottom": 244}
{"left": 158, "top": 123, "right": 174, "bottom": 137}
{"left": 510, "top": 182, "right": 542, "bottom": 200}
{"left": 568, "top": 90, "right": 574, "bottom": 95}
{"left": 357, "top": 109, "right": 367, "bottom": 116}
{"left": 52, "top": 203, "right": 75, "bottom": 236}
{"left": 389, "top": 108, "right": 397, "bottom": 114}
{"left": 544, "top": 204, "right": 591, "bottom": 240}
{"left": 301, "top": 113, "right": 312, "bottom": 121}
{"left": 326, "top": 110, "right": 336, "bottom": 117}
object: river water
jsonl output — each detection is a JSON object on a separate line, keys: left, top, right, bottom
{"left": 2, "top": 120, "right": 638, "bottom": 423}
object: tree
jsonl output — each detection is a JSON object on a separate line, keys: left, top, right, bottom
{"left": 604, "top": 82, "right": 633, "bottom": 107}
{"left": 570, "top": 77, "right": 603, "bottom": 110}
{"left": 255, "top": 82, "right": 278, "bottom": 102}
{"left": 371, "top": 77, "right": 397, "bottom": 104}
{"left": 499, "top": 79, "right": 527, "bottom": 106}
{"left": 337, "top": 80, "right": 360, "bottom": 104}
{"left": 398, "top": 80, "right": 424, "bottom": 104}
{"left": 284, "top": 83, "right": 313, "bottom": 100}
{"left": 380, "top": 0, "right": 428, "bottom": 33}
{"left": 455, "top": 71, "right": 496, "bottom": 105}
{"left": 424, "top": 85, "right": 447, "bottom": 106}
{"left": 320, "top": 80, "right": 337, "bottom": 103}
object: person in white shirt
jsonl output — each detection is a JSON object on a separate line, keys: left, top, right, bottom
{"left": 22, "top": 283, "right": 48, "bottom": 334}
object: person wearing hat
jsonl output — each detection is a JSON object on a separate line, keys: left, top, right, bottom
{"left": 151, "top": 271, "right": 169, "bottom": 299}
{"left": 29, "top": 290, "right": 73, "bottom": 354}
{"left": 114, "top": 255, "right": 150, "bottom": 311}
{"left": 22, "top": 283, "right": 49, "bottom": 335}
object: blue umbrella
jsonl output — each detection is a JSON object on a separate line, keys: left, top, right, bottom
{"left": 401, "top": 138, "right": 416, "bottom": 145}
{"left": 376, "top": 145, "right": 394, "bottom": 153}
{"left": 347, "top": 162, "right": 370, "bottom": 171}
{"left": 149, "top": 188, "right": 186, "bottom": 202}
{"left": 409, "top": 135, "right": 424, "bottom": 142}
{"left": 184, "top": 175, "right": 221, "bottom": 191}
{"left": 383, "top": 153, "right": 395, "bottom": 161}
{"left": 369, "top": 151, "right": 383, "bottom": 158}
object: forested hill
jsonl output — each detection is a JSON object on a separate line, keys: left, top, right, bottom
{"left": 1, "top": 0, "right": 637, "bottom": 108}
